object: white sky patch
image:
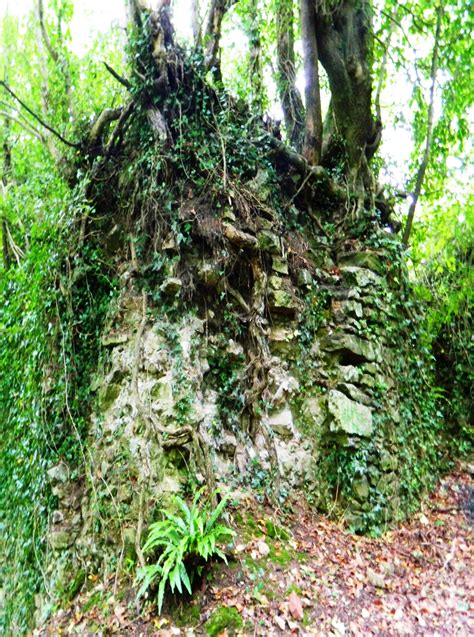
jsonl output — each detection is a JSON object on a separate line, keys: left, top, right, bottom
{"left": 2, "top": 0, "right": 126, "bottom": 54}
{"left": 1, "top": 0, "right": 193, "bottom": 54}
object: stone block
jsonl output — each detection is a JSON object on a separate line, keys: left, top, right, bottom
{"left": 340, "top": 266, "right": 383, "bottom": 288}
{"left": 339, "top": 365, "right": 361, "bottom": 383}
{"left": 337, "top": 382, "right": 371, "bottom": 406}
{"left": 328, "top": 389, "right": 373, "bottom": 437}
{"left": 353, "top": 476, "right": 370, "bottom": 501}
{"left": 322, "top": 331, "right": 377, "bottom": 362}
{"left": 198, "top": 262, "right": 221, "bottom": 287}
{"left": 49, "top": 528, "right": 75, "bottom": 550}
{"left": 266, "top": 406, "right": 294, "bottom": 438}
{"left": 160, "top": 277, "right": 182, "bottom": 296}
{"left": 257, "top": 230, "right": 281, "bottom": 254}
{"left": 339, "top": 251, "right": 386, "bottom": 274}
{"left": 297, "top": 269, "right": 313, "bottom": 287}
{"left": 272, "top": 256, "right": 289, "bottom": 275}
{"left": 47, "top": 462, "right": 69, "bottom": 484}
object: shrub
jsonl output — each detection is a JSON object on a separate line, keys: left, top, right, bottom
{"left": 136, "top": 489, "right": 235, "bottom": 612}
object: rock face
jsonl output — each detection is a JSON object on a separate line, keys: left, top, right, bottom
{"left": 44, "top": 231, "right": 416, "bottom": 591}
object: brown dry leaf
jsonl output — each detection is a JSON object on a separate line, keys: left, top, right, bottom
{"left": 274, "top": 615, "right": 287, "bottom": 630}
{"left": 367, "top": 568, "right": 386, "bottom": 589}
{"left": 288, "top": 591, "right": 304, "bottom": 621}
{"left": 114, "top": 604, "right": 127, "bottom": 625}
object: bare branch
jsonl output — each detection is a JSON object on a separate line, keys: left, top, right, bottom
{"left": 0, "top": 81, "right": 80, "bottom": 149}
{"left": 0, "top": 110, "right": 45, "bottom": 141}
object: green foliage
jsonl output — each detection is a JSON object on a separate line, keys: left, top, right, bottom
{"left": 0, "top": 169, "right": 116, "bottom": 634}
{"left": 136, "top": 490, "right": 235, "bottom": 613}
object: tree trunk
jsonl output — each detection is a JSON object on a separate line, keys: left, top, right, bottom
{"left": 314, "top": 0, "right": 375, "bottom": 196}
{"left": 37, "top": 0, "right": 75, "bottom": 119}
{"left": 301, "top": 0, "right": 322, "bottom": 164}
{"left": 247, "top": 3, "right": 264, "bottom": 111}
{"left": 1, "top": 123, "right": 12, "bottom": 270}
{"left": 276, "top": 0, "right": 304, "bottom": 150}
{"left": 191, "top": 0, "right": 202, "bottom": 46}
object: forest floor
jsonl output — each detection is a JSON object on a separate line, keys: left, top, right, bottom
{"left": 34, "top": 464, "right": 473, "bottom": 637}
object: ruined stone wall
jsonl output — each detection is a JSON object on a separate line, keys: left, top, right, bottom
{"left": 46, "top": 227, "right": 411, "bottom": 591}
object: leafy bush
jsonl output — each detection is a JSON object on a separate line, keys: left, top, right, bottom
{"left": 137, "top": 489, "right": 235, "bottom": 612}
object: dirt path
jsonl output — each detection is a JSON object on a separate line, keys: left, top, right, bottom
{"left": 34, "top": 467, "right": 473, "bottom": 636}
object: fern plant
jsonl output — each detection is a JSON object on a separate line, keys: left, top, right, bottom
{"left": 136, "top": 489, "right": 235, "bottom": 612}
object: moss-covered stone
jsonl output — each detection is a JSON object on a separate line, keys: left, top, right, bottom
{"left": 97, "top": 383, "right": 121, "bottom": 410}
{"left": 322, "top": 331, "right": 378, "bottom": 362}
{"left": 64, "top": 569, "right": 86, "bottom": 602}
{"left": 352, "top": 476, "right": 370, "bottom": 501}
{"left": 338, "top": 251, "right": 386, "bottom": 274}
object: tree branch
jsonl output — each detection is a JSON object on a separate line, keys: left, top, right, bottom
{"left": 88, "top": 107, "right": 123, "bottom": 146}
{"left": 204, "top": 0, "right": 238, "bottom": 77}
{"left": 103, "top": 62, "right": 132, "bottom": 90}
{"left": 402, "top": 4, "right": 443, "bottom": 246}
{"left": 0, "top": 81, "right": 80, "bottom": 149}
{"left": 374, "top": 23, "right": 394, "bottom": 124}
{"left": 267, "top": 136, "right": 345, "bottom": 201}
{"left": 104, "top": 100, "right": 135, "bottom": 158}
{"left": 37, "top": 0, "right": 59, "bottom": 63}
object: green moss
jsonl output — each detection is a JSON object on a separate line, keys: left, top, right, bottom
{"left": 237, "top": 514, "right": 264, "bottom": 540}
{"left": 263, "top": 587, "right": 277, "bottom": 601}
{"left": 81, "top": 591, "right": 104, "bottom": 613}
{"left": 65, "top": 569, "right": 86, "bottom": 602}
{"left": 302, "top": 609, "right": 312, "bottom": 627}
{"left": 174, "top": 601, "right": 201, "bottom": 627}
{"left": 204, "top": 605, "right": 243, "bottom": 636}
{"left": 268, "top": 543, "right": 293, "bottom": 567}
{"left": 265, "top": 519, "right": 291, "bottom": 541}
